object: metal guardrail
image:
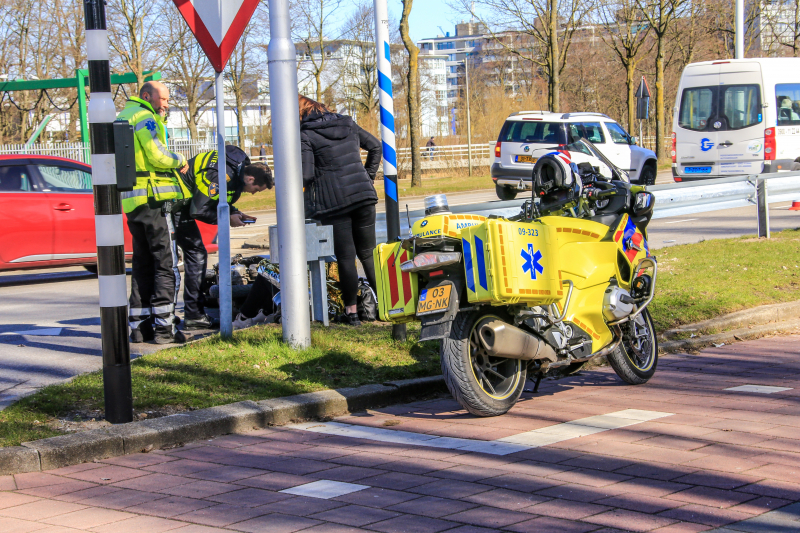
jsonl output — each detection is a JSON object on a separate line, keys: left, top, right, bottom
{"left": 373, "top": 171, "right": 800, "bottom": 243}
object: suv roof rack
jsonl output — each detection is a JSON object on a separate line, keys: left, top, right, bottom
{"left": 560, "top": 112, "right": 611, "bottom": 120}
{"left": 509, "top": 110, "right": 551, "bottom": 116}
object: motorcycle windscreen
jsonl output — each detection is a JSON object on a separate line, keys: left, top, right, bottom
{"left": 461, "top": 220, "right": 561, "bottom": 306}
{"left": 373, "top": 242, "right": 419, "bottom": 323}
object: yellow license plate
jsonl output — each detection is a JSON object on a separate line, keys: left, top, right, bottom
{"left": 515, "top": 155, "right": 537, "bottom": 164}
{"left": 417, "top": 284, "right": 452, "bottom": 315}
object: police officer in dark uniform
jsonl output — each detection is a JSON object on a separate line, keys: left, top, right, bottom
{"left": 175, "top": 145, "right": 273, "bottom": 329}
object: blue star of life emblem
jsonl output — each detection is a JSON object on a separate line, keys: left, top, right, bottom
{"left": 520, "top": 243, "right": 544, "bottom": 280}
{"left": 144, "top": 119, "right": 157, "bottom": 132}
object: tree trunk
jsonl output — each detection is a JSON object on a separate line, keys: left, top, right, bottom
{"left": 236, "top": 90, "right": 246, "bottom": 148}
{"left": 315, "top": 70, "right": 323, "bottom": 102}
{"left": 187, "top": 98, "right": 199, "bottom": 141}
{"left": 626, "top": 60, "right": 636, "bottom": 135}
{"left": 400, "top": 0, "right": 422, "bottom": 187}
{"left": 548, "top": 0, "right": 559, "bottom": 112}
{"left": 655, "top": 33, "right": 665, "bottom": 161}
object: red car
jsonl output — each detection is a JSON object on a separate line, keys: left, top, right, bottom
{"left": 0, "top": 155, "right": 218, "bottom": 272}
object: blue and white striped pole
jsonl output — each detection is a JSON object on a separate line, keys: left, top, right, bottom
{"left": 373, "top": 0, "right": 405, "bottom": 340}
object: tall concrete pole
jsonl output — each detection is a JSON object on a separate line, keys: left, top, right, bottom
{"left": 374, "top": 0, "right": 406, "bottom": 341}
{"left": 465, "top": 55, "right": 472, "bottom": 177}
{"left": 215, "top": 72, "right": 233, "bottom": 338}
{"left": 268, "top": 0, "right": 311, "bottom": 348}
{"left": 735, "top": 0, "right": 744, "bottom": 59}
{"left": 84, "top": 0, "right": 132, "bottom": 423}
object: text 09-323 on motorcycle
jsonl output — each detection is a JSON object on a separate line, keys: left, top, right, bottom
{"left": 374, "top": 142, "right": 658, "bottom": 417}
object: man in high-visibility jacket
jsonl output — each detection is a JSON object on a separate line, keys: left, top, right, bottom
{"left": 118, "top": 81, "right": 191, "bottom": 344}
{"left": 174, "top": 145, "right": 273, "bottom": 329}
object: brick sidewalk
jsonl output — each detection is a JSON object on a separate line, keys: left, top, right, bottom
{"left": 2, "top": 335, "right": 800, "bottom": 533}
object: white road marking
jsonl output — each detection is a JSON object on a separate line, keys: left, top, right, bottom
{"left": 280, "top": 480, "right": 369, "bottom": 499}
{"left": 663, "top": 219, "right": 698, "bottom": 224}
{"left": 725, "top": 385, "right": 793, "bottom": 394}
{"left": 0, "top": 328, "right": 63, "bottom": 336}
{"left": 289, "top": 409, "right": 673, "bottom": 456}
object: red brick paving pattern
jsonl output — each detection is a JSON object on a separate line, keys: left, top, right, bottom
{"left": 1, "top": 335, "right": 800, "bottom": 531}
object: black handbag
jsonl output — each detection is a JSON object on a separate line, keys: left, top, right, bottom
{"left": 357, "top": 278, "right": 378, "bottom": 322}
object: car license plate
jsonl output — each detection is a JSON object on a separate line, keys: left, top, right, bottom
{"left": 684, "top": 166, "right": 712, "bottom": 174}
{"left": 417, "top": 284, "right": 452, "bottom": 315}
{"left": 515, "top": 155, "right": 537, "bottom": 164}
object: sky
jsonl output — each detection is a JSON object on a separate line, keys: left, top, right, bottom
{"left": 388, "top": 0, "right": 478, "bottom": 42}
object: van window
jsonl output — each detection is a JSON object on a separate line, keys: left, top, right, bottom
{"left": 500, "top": 121, "right": 567, "bottom": 144}
{"left": 722, "top": 85, "right": 761, "bottom": 129}
{"left": 679, "top": 87, "right": 715, "bottom": 131}
{"left": 776, "top": 83, "right": 800, "bottom": 125}
{"left": 678, "top": 85, "right": 761, "bottom": 131}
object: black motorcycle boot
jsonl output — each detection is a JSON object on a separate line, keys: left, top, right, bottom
{"left": 154, "top": 328, "right": 188, "bottom": 345}
{"left": 184, "top": 314, "right": 220, "bottom": 330}
{"left": 340, "top": 312, "right": 362, "bottom": 327}
{"left": 130, "top": 318, "right": 155, "bottom": 344}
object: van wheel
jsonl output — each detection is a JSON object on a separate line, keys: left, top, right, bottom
{"left": 496, "top": 185, "right": 518, "bottom": 200}
{"left": 440, "top": 310, "right": 527, "bottom": 417}
{"left": 639, "top": 164, "right": 656, "bottom": 186}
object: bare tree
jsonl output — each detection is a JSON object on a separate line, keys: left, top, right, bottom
{"left": 762, "top": 0, "right": 800, "bottom": 56}
{"left": 107, "top": 0, "right": 178, "bottom": 91}
{"left": 340, "top": 2, "right": 379, "bottom": 132}
{"left": 226, "top": 26, "right": 261, "bottom": 148}
{"left": 164, "top": 8, "right": 213, "bottom": 141}
{"left": 633, "top": 0, "right": 689, "bottom": 160}
{"left": 293, "top": 0, "right": 348, "bottom": 103}
{"left": 460, "top": 0, "right": 593, "bottom": 112}
{"left": 598, "top": 0, "right": 652, "bottom": 133}
{"left": 400, "top": 0, "right": 422, "bottom": 187}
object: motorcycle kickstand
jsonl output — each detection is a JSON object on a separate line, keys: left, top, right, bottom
{"left": 524, "top": 372, "right": 544, "bottom": 394}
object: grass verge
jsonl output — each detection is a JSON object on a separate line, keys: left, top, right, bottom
{"left": 234, "top": 173, "right": 494, "bottom": 213}
{"left": 0, "top": 324, "right": 439, "bottom": 447}
{"left": 3, "top": 229, "right": 800, "bottom": 447}
{"left": 649, "top": 229, "right": 800, "bottom": 332}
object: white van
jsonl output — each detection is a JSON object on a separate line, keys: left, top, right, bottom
{"left": 672, "top": 58, "right": 800, "bottom": 181}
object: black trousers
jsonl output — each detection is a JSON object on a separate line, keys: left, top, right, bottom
{"left": 126, "top": 204, "right": 179, "bottom": 334}
{"left": 318, "top": 203, "right": 378, "bottom": 308}
{"left": 172, "top": 206, "right": 208, "bottom": 320}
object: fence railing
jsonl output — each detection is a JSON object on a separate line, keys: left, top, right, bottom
{"left": 372, "top": 170, "right": 800, "bottom": 243}
{"left": 0, "top": 142, "right": 92, "bottom": 163}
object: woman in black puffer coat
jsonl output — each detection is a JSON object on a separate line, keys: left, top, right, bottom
{"left": 299, "top": 96, "right": 382, "bottom": 326}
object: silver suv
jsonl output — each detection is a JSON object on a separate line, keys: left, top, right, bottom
{"left": 491, "top": 111, "right": 658, "bottom": 200}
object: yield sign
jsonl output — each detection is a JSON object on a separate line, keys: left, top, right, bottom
{"left": 173, "top": 0, "right": 259, "bottom": 72}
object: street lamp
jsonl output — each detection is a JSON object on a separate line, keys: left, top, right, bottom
{"left": 464, "top": 53, "right": 473, "bottom": 177}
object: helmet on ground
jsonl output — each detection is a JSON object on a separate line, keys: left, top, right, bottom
{"left": 532, "top": 152, "right": 579, "bottom": 197}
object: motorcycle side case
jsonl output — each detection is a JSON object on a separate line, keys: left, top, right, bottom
{"left": 373, "top": 241, "right": 419, "bottom": 323}
{"left": 460, "top": 219, "right": 561, "bottom": 306}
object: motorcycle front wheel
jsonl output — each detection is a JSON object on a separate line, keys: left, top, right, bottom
{"left": 607, "top": 308, "right": 658, "bottom": 384}
{"left": 440, "top": 310, "right": 527, "bottom": 417}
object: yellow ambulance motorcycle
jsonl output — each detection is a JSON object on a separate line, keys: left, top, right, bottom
{"left": 374, "top": 144, "right": 658, "bottom": 416}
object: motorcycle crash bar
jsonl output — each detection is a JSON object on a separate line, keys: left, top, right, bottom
{"left": 477, "top": 320, "right": 558, "bottom": 363}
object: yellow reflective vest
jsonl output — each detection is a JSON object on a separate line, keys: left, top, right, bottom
{"left": 116, "top": 97, "right": 190, "bottom": 213}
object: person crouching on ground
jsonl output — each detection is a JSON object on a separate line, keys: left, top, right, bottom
{"left": 174, "top": 145, "right": 273, "bottom": 331}
{"left": 299, "top": 95, "right": 381, "bottom": 326}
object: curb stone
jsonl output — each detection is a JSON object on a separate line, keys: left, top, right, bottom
{"left": 0, "top": 376, "right": 446, "bottom": 476}
{"left": 663, "top": 300, "right": 800, "bottom": 339}
{"left": 660, "top": 318, "right": 800, "bottom": 353}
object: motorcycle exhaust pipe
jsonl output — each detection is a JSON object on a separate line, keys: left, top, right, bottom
{"left": 477, "top": 320, "right": 558, "bottom": 363}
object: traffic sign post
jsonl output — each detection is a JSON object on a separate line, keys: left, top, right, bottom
{"left": 635, "top": 76, "right": 651, "bottom": 145}
{"left": 173, "top": 0, "right": 260, "bottom": 338}
{"left": 374, "top": 0, "right": 405, "bottom": 341}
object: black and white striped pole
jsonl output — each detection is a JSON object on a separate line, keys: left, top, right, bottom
{"left": 85, "top": 0, "right": 133, "bottom": 424}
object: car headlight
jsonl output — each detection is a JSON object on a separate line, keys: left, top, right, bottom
{"left": 400, "top": 252, "right": 461, "bottom": 273}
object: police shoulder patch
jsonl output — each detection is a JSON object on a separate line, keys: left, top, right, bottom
{"left": 209, "top": 182, "right": 219, "bottom": 197}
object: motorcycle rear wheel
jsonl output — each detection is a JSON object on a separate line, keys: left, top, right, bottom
{"left": 440, "top": 310, "right": 527, "bottom": 417}
{"left": 607, "top": 309, "right": 658, "bottom": 384}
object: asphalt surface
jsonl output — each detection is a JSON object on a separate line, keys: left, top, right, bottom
{"left": 2, "top": 336, "right": 799, "bottom": 532}
{"left": 2, "top": 174, "right": 799, "bottom": 409}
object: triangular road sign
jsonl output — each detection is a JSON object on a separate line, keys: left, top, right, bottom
{"left": 173, "top": 0, "right": 260, "bottom": 72}
{"left": 635, "top": 76, "right": 651, "bottom": 99}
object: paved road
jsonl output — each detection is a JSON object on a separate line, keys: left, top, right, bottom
{"left": 2, "top": 178, "right": 799, "bottom": 408}
{"left": 1, "top": 336, "right": 799, "bottom": 532}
